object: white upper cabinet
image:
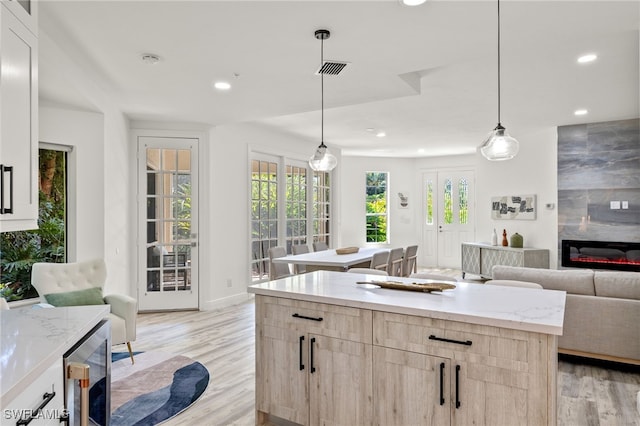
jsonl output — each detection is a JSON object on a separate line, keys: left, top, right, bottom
{"left": 0, "top": 3, "right": 38, "bottom": 232}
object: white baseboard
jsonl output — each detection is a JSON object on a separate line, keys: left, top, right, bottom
{"left": 200, "top": 292, "right": 253, "bottom": 311}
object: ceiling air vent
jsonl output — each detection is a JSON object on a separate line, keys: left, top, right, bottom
{"left": 316, "top": 60, "right": 348, "bottom": 76}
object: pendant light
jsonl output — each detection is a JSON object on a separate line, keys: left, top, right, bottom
{"left": 479, "top": 0, "right": 519, "bottom": 161}
{"left": 309, "top": 29, "right": 338, "bottom": 172}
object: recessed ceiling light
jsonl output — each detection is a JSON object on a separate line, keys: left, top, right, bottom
{"left": 376, "top": 131, "right": 386, "bottom": 138}
{"left": 213, "top": 81, "right": 231, "bottom": 91}
{"left": 577, "top": 54, "right": 597, "bottom": 64}
{"left": 418, "top": 148, "right": 426, "bottom": 154}
{"left": 366, "top": 128, "right": 375, "bottom": 132}
{"left": 141, "top": 53, "right": 161, "bottom": 65}
{"left": 574, "top": 109, "right": 588, "bottom": 116}
{"left": 400, "top": 0, "right": 427, "bottom": 5}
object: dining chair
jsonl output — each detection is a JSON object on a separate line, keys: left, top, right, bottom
{"left": 291, "top": 244, "right": 310, "bottom": 274}
{"left": 313, "top": 241, "right": 328, "bottom": 252}
{"left": 268, "top": 246, "right": 293, "bottom": 280}
{"left": 31, "top": 259, "right": 138, "bottom": 364}
{"left": 387, "top": 247, "right": 404, "bottom": 277}
{"left": 347, "top": 268, "right": 388, "bottom": 276}
{"left": 370, "top": 251, "right": 389, "bottom": 272}
{"left": 410, "top": 272, "right": 458, "bottom": 282}
{"left": 401, "top": 245, "right": 418, "bottom": 277}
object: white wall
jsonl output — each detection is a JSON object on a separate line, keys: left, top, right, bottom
{"left": 203, "top": 122, "right": 328, "bottom": 309}
{"left": 340, "top": 156, "right": 420, "bottom": 249}
{"left": 39, "top": 105, "right": 105, "bottom": 263}
{"left": 415, "top": 126, "right": 559, "bottom": 268}
{"left": 39, "top": 29, "right": 132, "bottom": 296}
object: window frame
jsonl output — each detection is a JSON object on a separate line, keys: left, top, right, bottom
{"left": 365, "top": 171, "right": 389, "bottom": 244}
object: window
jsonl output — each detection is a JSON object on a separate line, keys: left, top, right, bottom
{"left": 250, "top": 155, "right": 332, "bottom": 282}
{"left": 312, "top": 171, "right": 331, "bottom": 247}
{"left": 250, "top": 159, "right": 278, "bottom": 282}
{"left": 285, "top": 163, "right": 307, "bottom": 252}
{"left": 425, "top": 178, "right": 434, "bottom": 225}
{"left": 0, "top": 146, "right": 68, "bottom": 301}
{"left": 365, "top": 172, "right": 388, "bottom": 243}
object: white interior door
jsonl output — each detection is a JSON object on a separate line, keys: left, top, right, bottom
{"left": 422, "top": 170, "right": 474, "bottom": 269}
{"left": 137, "top": 136, "right": 198, "bottom": 311}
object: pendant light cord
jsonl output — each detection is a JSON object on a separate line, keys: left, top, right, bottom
{"left": 497, "top": 0, "right": 501, "bottom": 125}
{"left": 321, "top": 37, "right": 325, "bottom": 145}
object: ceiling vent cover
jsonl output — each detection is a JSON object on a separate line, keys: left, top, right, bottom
{"left": 316, "top": 60, "right": 348, "bottom": 75}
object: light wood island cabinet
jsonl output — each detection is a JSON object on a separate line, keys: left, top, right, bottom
{"left": 255, "top": 295, "right": 373, "bottom": 426}
{"left": 250, "top": 271, "right": 565, "bottom": 426}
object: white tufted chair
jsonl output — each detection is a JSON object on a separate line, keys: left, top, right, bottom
{"left": 31, "top": 259, "right": 137, "bottom": 363}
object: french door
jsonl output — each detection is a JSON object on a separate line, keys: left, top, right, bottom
{"left": 137, "top": 136, "right": 198, "bottom": 311}
{"left": 422, "top": 170, "right": 475, "bottom": 269}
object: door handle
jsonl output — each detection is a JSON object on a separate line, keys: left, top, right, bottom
{"left": 0, "top": 165, "right": 14, "bottom": 214}
{"left": 310, "top": 337, "right": 316, "bottom": 373}
{"left": 299, "top": 335, "right": 305, "bottom": 371}
{"left": 439, "top": 362, "right": 445, "bottom": 406}
{"left": 67, "top": 363, "right": 90, "bottom": 426}
{"left": 455, "top": 365, "right": 461, "bottom": 408}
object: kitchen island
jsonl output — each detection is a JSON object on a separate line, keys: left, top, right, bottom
{"left": 1, "top": 305, "right": 110, "bottom": 422}
{"left": 248, "top": 270, "right": 566, "bottom": 426}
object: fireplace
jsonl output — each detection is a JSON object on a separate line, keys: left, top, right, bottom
{"left": 561, "top": 240, "right": 640, "bottom": 272}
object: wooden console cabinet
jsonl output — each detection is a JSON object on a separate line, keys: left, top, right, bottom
{"left": 461, "top": 242, "right": 549, "bottom": 279}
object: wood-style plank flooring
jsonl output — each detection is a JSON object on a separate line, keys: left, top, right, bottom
{"left": 115, "top": 298, "right": 640, "bottom": 426}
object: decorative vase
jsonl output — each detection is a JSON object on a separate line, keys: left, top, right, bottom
{"left": 510, "top": 232, "right": 523, "bottom": 248}
{"left": 502, "top": 229, "right": 508, "bottom": 246}
{"left": 491, "top": 229, "right": 498, "bottom": 246}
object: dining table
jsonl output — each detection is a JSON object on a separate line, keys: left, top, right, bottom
{"left": 271, "top": 246, "right": 386, "bottom": 272}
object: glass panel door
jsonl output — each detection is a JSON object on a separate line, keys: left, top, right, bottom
{"left": 138, "top": 136, "right": 198, "bottom": 311}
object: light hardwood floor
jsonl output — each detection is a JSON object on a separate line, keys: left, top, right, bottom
{"left": 115, "top": 298, "right": 640, "bottom": 426}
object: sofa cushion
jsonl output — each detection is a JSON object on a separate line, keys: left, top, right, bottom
{"left": 594, "top": 271, "right": 640, "bottom": 300}
{"left": 491, "top": 265, "right": 595, "bottom": 295}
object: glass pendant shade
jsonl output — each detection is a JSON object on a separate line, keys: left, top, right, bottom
{"left": 479, "top": 124, "right": 519, "bottom": 161}
{"left": 309, "top": 142, "right": 337, "bottom": 171}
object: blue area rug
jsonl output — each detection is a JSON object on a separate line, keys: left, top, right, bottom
{"left": 90, "top": 351, "right": 209, "bottom": 426}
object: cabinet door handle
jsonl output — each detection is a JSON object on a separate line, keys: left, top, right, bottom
{"left": 16, "top": 391, "right": 56, "bottom": 425}
{"left": 429, "top": 334, "right": 472, "bottom": 346}
{"left": 292, "top": 313, "right": 323, "bottom": 322}
{"left": 439, "top": 362, "right": 445, "bottom": 406}
{"left": 0, "top": 164, "right": 14, "bottom": 214}
{"left": 455, "top": 365, "right": 461, "bottom": 408}
{"left": 299, "top": 335, "right": 305, "bottom": 371}
{"left": 310, "top": 337, "right": 316, "bottom": 373}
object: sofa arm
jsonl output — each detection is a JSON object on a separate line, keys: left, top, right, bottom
{"left": 104, "top": 294, "right": 137, "bottom": 342}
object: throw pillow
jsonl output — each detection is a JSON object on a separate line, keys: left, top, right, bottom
{"left": 44, "top": 287, "right": 105, "bottom": 307}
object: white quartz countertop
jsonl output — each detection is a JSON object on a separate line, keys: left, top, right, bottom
{"left": 248, "top": 271, "right": 566, "bottom": 335}
{"left": 0, "top": 305, "right": 110, "bottom": 406}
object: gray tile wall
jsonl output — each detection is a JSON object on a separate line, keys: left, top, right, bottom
{"left": 557, "top": 118, "right": 640, "bottom": 264}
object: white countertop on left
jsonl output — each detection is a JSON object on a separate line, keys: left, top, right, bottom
{"left": 0, "top": 304, "right": 110, "bottom": 406}
{"left": 248, "top": 270, "right": 566, "bottom": 335}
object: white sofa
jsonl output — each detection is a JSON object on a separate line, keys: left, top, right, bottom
{"left": 490, "top": 265, "right": 640, "bottom": 365}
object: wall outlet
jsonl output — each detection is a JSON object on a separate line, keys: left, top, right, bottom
{"left": 610, "top": 201, "right": 621, "bottom": 210}
{"left": 226, "top": 278, "right": 233, "bottom": 288}
{"left": 622, "top": 201, "right": 629, "bottom": 209}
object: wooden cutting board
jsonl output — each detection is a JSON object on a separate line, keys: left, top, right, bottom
{"left": 356, "top": 280, "right": 456, "bottom": 293}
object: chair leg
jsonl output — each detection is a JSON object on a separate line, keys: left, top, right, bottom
{"left": 126, "top": 342, "right": 135, "bottom": 365}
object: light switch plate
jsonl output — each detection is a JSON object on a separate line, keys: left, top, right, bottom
{"left": 622, "top": 201, "right": 629, "bottom": 209}
{"left": 610, "top": 201, "right": 621, "bottom": 209}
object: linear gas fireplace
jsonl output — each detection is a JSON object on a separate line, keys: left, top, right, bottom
{"left": 562, "top": 240, "right": 640, "bottom": 272}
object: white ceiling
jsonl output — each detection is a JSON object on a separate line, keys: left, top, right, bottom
{"left": 38, "top": 0, "right": 640, "bottom": 158}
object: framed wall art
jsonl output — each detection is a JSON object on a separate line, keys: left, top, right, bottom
{"left": 491, "top": 194, "right": 536, "bottom": 220}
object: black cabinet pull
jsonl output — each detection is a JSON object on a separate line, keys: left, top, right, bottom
{"left": 455, "top": 365, "right": 461, "bottom": 408}
{"left": 16, "top": 391, "right": 56, "bottom": 425}
{"left": 429, "top": 334, "right": 472, "bottom": 346}
{"left": 439, "top": 362, "right": 445, "bottom": 405}
{"left": 0, "top": 164, "right": 13, "bottom": 214}
{"left": 310, "top": 337, "right": 316, "bottom": 373}
{"left": 299, "top": 335, "right": 305, "bottom": 371}
{"left": 292, "top": 313, "right": 323, "bottom": 322}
